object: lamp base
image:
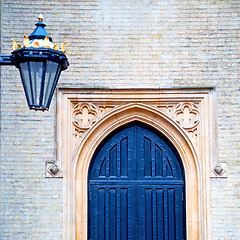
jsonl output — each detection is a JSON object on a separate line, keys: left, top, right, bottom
{"left": 29, "top": 106, "right": 49, "bottom": 111}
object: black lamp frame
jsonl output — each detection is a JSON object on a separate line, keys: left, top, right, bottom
{"left": 0, "top": 14, "right": 69, "bottom": 111}
{"left": 0, "top": 48, "right": 69, "bottom": 111}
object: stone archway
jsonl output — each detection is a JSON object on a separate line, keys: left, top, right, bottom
{"left": 74, "top": 103, "right": 199, "bottom": 240}
{"left": 56, "top": 88, "right": 215, "bottom": 240}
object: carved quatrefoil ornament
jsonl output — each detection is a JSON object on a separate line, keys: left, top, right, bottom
{"left": 72, "top": 103, "right": 99, "bottom": 134}
{"left": 173, "top": 102, "right": 200, "bottom": 130}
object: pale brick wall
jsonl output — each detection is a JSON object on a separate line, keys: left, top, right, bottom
{"left": 0, "top": 0, "right": 239, "bottom": 239}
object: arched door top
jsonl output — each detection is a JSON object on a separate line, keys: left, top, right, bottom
{"left": 88, "top": 122, "right": 186, "bottom": 240}
{"left": 89, "top": 122, "right": 185, "bottom": 181}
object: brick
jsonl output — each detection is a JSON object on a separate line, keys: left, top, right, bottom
{"left": 0, "top": 0, "right": 240, "bottom": 239}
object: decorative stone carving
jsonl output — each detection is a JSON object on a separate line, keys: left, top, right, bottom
{"left": 45, "top": 161, "right": 62, "bottom": 178}
{"left": 173, "top": 102, "right": 199, "bottom": 130}
{"left": 211, "top": 163, "right": 228, "bottom": 178}
{"left": 98, "top": 105, "right": 116, "bottom": 116}
{"left": 157, "top": 105, "right": 174, "bottom": 117}
{"left": 72, "top": 103, "right": 99, "bottom": 137}
{"left": 188, "top": 127, "right": 199, "bottom": 144}
{"left": 157, "top": 102, "right": 200, "bottom": 145}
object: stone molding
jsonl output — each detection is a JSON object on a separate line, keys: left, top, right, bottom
{"left": 71, "top": 101, "right": 201, "bottom": 146}
{"left": 55, "top": 87, "right": 223, "bottom": 240}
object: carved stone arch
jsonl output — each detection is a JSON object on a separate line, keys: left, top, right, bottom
{"left": 74, "top": 103, "right": 200, "bottom": 240}
{"left": 57, "top": 88, "right": 216, "bottom": 240}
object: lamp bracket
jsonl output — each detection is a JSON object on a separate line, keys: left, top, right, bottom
{"left": 0, "top": 55, "right": 14, "bottom": 65}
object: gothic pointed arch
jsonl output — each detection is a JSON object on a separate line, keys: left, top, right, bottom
{"left": 74, "top": 103, "right": 199, "bottom": 240}
{"left": 57, "top": 88, "right": 214, "bottom": 240}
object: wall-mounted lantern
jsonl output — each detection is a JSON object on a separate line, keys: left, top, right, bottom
{"left": 0, "top": 14, "right": 69, "bottom": 111}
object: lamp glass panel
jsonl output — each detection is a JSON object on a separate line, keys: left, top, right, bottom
{"left": 29, "top": 62, "right": 44, "bottom": 107}
{"left": 19, "top": 59, "right": 62, "bottom": 110}
{"left": 42, "top": 60, "right": 60, "bottom": 109}
{"left": 19, "top": 62, "right": 33, "bottom": 106}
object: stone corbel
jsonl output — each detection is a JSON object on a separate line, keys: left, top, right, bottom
{"left": 210, "top": 162, "right": 228, "bottom": 178}
{"left": 45, "top": 161, "right": 63, "bottom": 178}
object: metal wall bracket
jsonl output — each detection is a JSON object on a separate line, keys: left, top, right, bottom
{"left": 45, "top": 161, "right": 63, "bottom": 178}
{"left": 0, "top": 55, "right": 14, "bottom": 65}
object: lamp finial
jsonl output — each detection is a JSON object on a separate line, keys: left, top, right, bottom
{"left": 38, "top": 14, "right": 44, "bottom": 22}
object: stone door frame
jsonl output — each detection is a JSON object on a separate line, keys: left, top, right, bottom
{"left": 56, "top": 87, "right": 219, "bottom": 240}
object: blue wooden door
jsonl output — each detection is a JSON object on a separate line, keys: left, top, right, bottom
{"left": 88, "top": 122, "right": 186, "bottom": 240}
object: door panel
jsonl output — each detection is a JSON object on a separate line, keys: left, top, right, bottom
{"left": 88, "top": 123, "right": 185, "bottom": 240}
